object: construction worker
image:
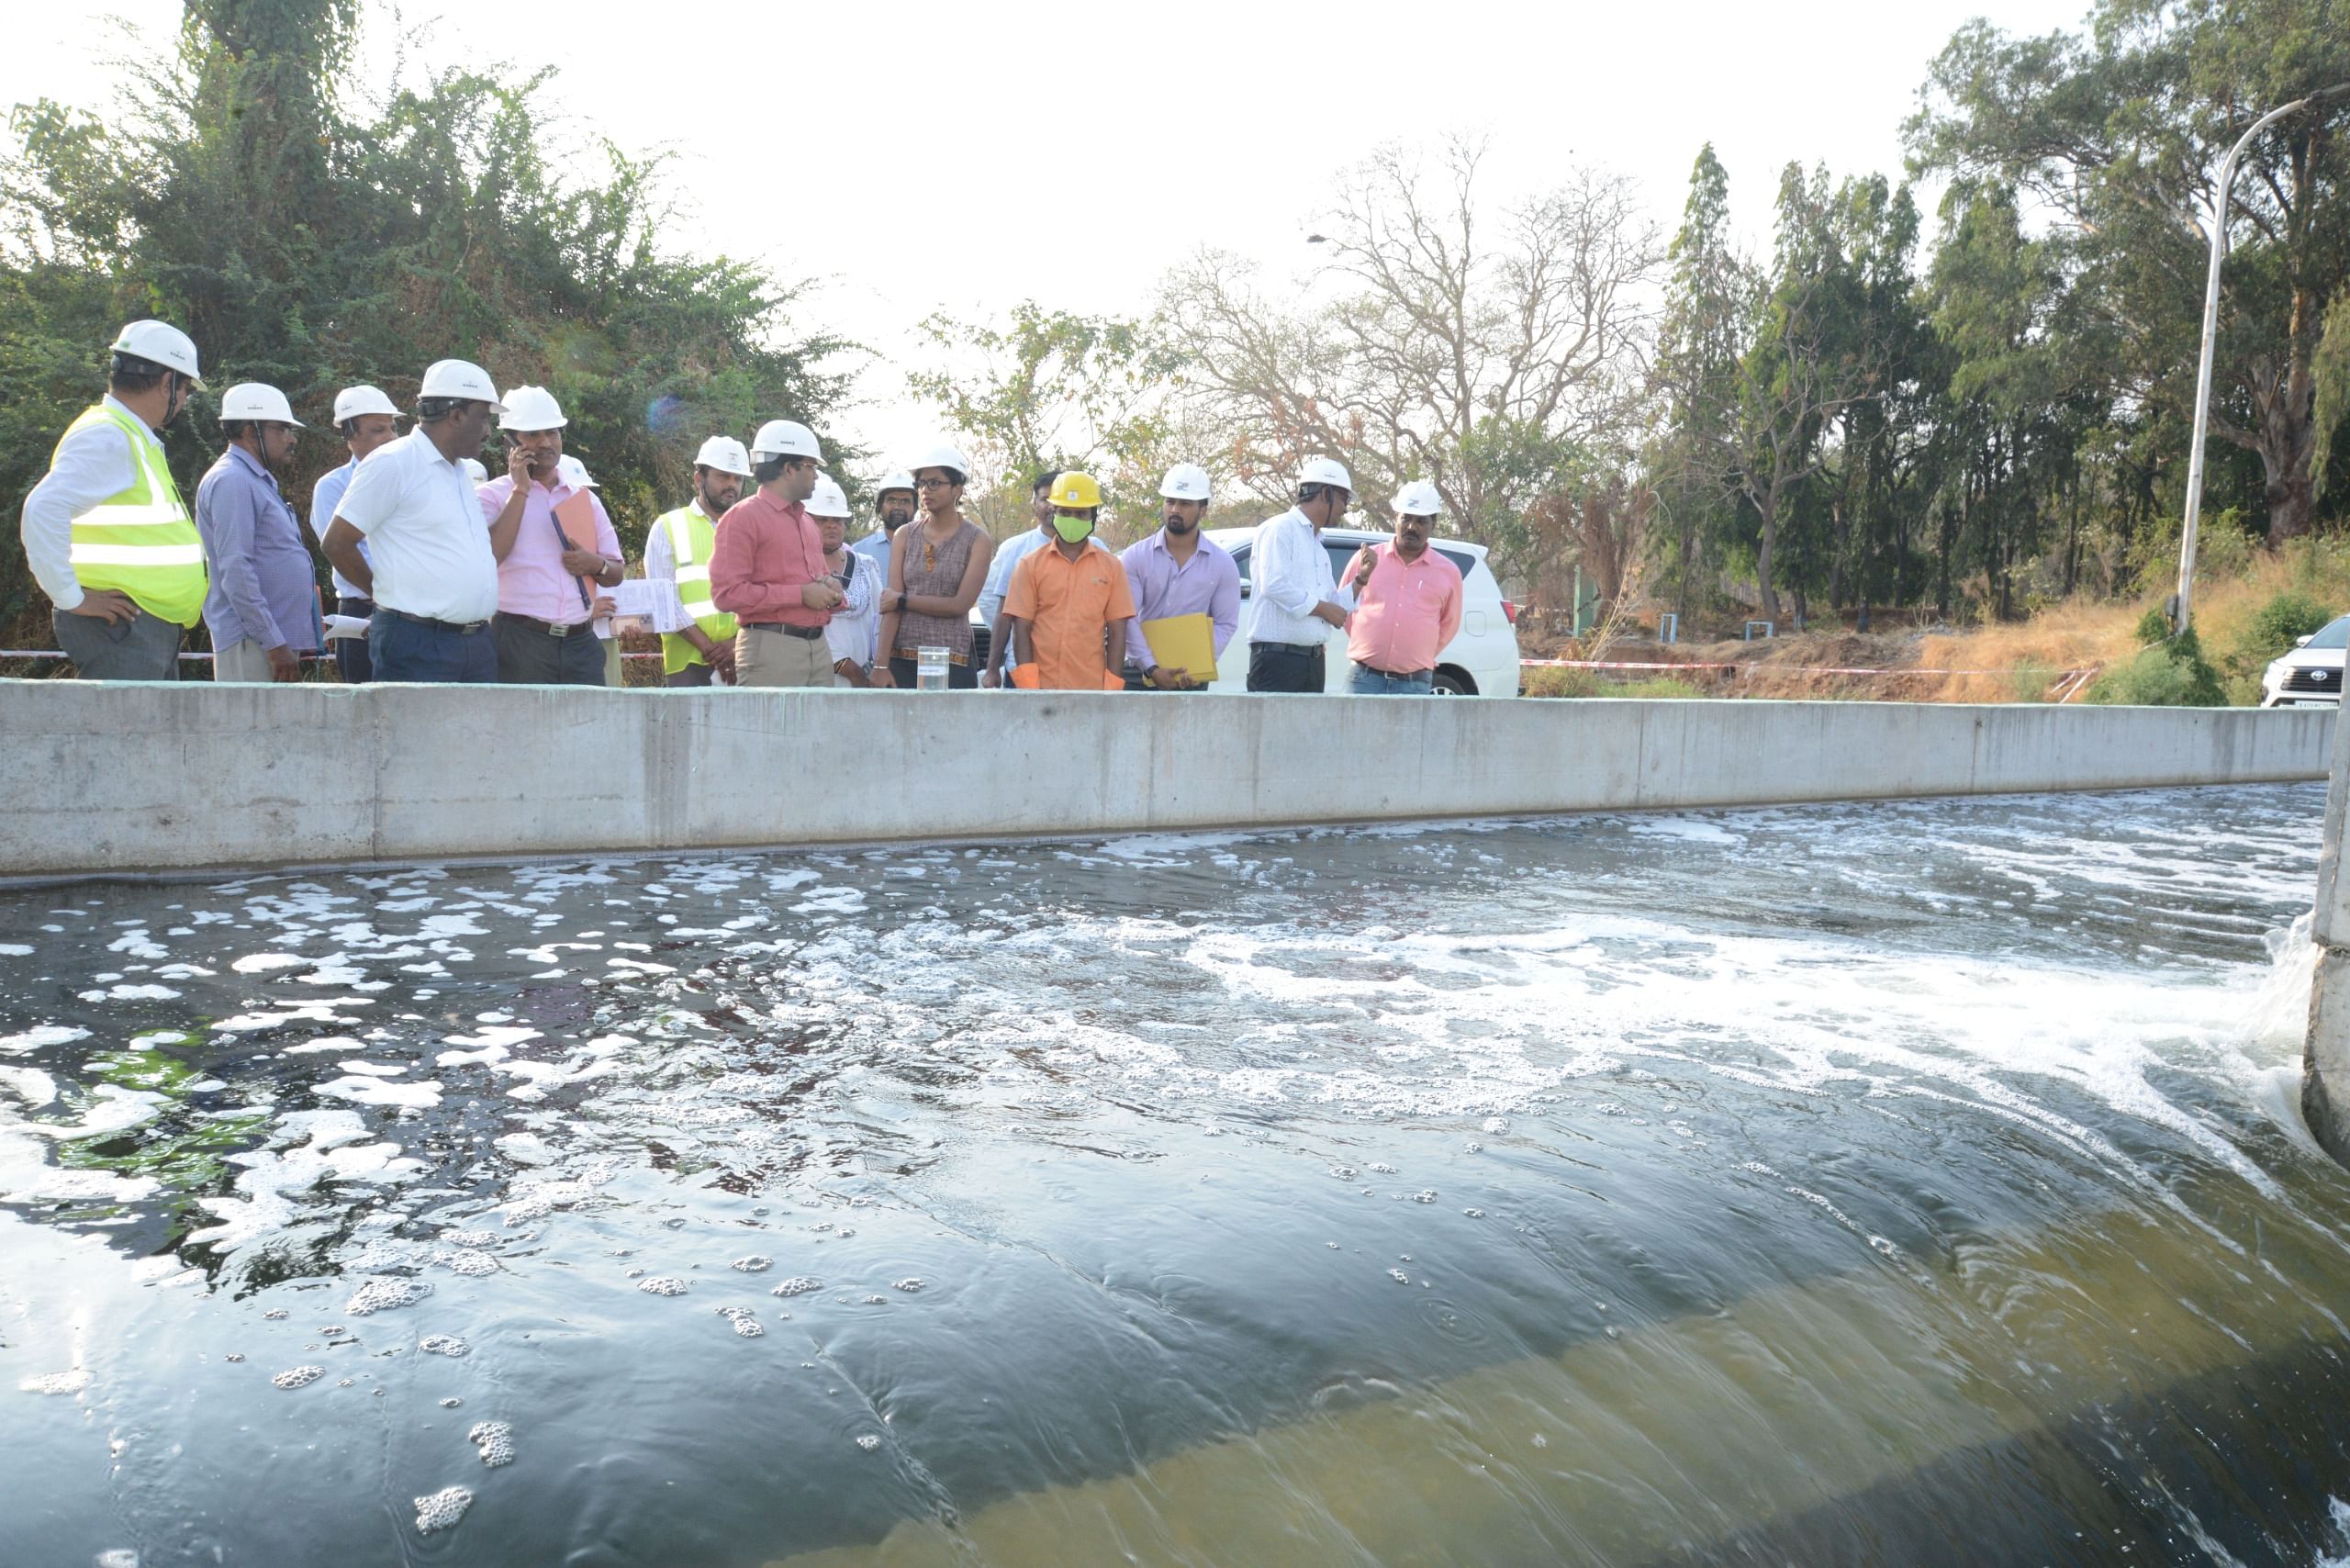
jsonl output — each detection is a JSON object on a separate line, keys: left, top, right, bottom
{"left": 1003, "top": 471, "right": 1133, "bottom": 690}
{"left": 319, "top": 359, "right": 506, "bottom": 684}
{"left": 196, "top": 384, "right": 319, "bottom": 683}
{"left": 477, "top": 385, "right": 623, "bottom": 686}
{"left": 1120, "top": 463, "right": 1240, "bottom": 689}
{"left": 811, "top": 475, "right": 882, "bottom": 686}
{"left": 308, "top": 386, "right": 402, "bottom": 683}
{"left": 852, "top": 470, "right": 916, "bottom": 576}
{"left": 644, "top": 436, "right": 751, "bottom": 686}
{"left": 18, "top": 319, "right": 207, "bottom": 680}
{"left": 711, "top": 419, "right": 841, "bottom": 687}
{"left": 1245, "top": 455, "right": 1356, "bottom": 692}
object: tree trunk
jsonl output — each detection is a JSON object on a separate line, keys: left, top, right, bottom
{"left": 1753, "top": 495, "right": 1781, "bottom": 622}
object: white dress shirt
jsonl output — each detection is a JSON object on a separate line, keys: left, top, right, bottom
{"left": 822, "top": 549, "right": 882, "bottom": 668}
{"left": 978, "top": 526, "right": 1052, "bottom": 672}
{"left": 330, "top": 429, "right": 498, "bottom": 624}
{"left": 1248, "top": 507, "right": 1354, "bottom": 646}
{"left": 17, "top": 394, "right": 146, "bottom": 611}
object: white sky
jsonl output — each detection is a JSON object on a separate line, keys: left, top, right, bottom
{"left": 14, "top": 0, "right": 2087, "bottom": 479}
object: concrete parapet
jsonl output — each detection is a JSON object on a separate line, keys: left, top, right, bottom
{"left": 0, "top": 682, "right": 2333, "bottom": 880}
{"left": 2305, "top": 702, "right": 2350, "bottom": 1163}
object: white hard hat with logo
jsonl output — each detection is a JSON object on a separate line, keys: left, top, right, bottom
{"left": 695, "top": 435, "right": 754, "bottom": 477}
{"left": 911, "top": 443, "right": 970, "bottom": 479}
{"left": 110, "top": 319, "right": 202, "bottom": 383}
{"left": 556, "top": 454, "right": 598, "bottom": 489}
{"left": 419, "top": 359, "right": 505, "bottom": 410}
{"left": 750, "top": 419, "right": 822, "bottom": 459}
{"left": 459, "top": 458, "right": 488, "bottom": 484}
{"left": 218, "top": 383, "right": 304, "bottom": 428}
{"left": 1159, "top": 463, "right": 1212, "bottom": 501}
{"left": 1392, "top": 479, "right": 1442, "bottom": 517}
{"left": 1299, "top": 455, "right": 1352, "bottom": 491}
{"left": 875, "top": 469, "right": 917, "bottom": 496}
{"left": 331, "top": 385, "right": 399, "bottom": 423}
{"left": 807, "top": 475, "right": 854, "bottom": 518}
{"left": 498, "top": 385, "right": 567, "bottom": 432}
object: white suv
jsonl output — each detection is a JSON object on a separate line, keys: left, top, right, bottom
{"left": 1202, "top": 526, "right": 1523, "bottom": 696}
{"left": 2260, "top": 613, "right": 2350, "bottom": 707}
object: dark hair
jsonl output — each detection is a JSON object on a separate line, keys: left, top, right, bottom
{"left": 417, "top": 396, "right": 467, "bottom": 422}
{"left": 1297, "top": 481, "right": 1338, "bottom": 506}
{"left": 107, "top": 353, "right": 170, "bottom": 394}
{"left": 753, "top": 453, "right": 812, "bottom": 485}
{"left": 222, "top": 420, "right": 256, "bottom": 443}
{"left": 1030, "top": 468, "right": 1061, "bottom": 498}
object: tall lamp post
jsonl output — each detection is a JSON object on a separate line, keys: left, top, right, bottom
{"left": 2174, "top": 84, "right": 2350, "bottom": 633}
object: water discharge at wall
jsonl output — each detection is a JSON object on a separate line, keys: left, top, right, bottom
{"left": 3, "top": 786, "right": 2349, "bottom": 1566}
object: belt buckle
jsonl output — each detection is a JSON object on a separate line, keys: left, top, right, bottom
{"left": 548, "top": 622, "right": 570, "bottom": 639}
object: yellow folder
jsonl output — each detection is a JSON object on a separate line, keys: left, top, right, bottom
{"left": 1139, "top": 612, "right": 1216, "bottom": 678}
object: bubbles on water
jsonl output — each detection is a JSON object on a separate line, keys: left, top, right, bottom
{"left": 811, "top": 1222, "right": 834, "bottom": 1232}
{"left": 1387, "top": 1269, "right": 1410, "bottom": 1284}
{"left": 854, "top": 1435, "right": 882, "bottom": 1451}
{"left": 860, "top": 1294, "right": 887, "bottom": 1305}
{"left": 1370, "top": 1163, "right": 1397, "bottom": 1175}
{"left": 337, "top": 1379, "right": 354, "bottom": 1388}
{"left": 1328, "top": 1166, "right": 1358, "bottom": 1179}
{"left": 1464, "top": 1140, "right": 1483, "bottom": 1152}
{"left": 442, "top": 1250, "right": 497, "bottom": 1278}
{"left": 637, "top": 1277, "right": 688, "bottom": 1296}
{"left": 771, "top": 1277, "right": 822, "bottom": 1297}
{"left": 467, "top": 1420, "right": 515, "bottom": 1468}
{"left": 717, "top": 1306, "right": 765, "bottom": 1337}
{"left": 344, "top": 1278, "right": 431, "bottom": 1316}
{"left": 1462, "top": 1207, "right": 1486, "bottom": 1217}
{"left": 95, "top": 1551, "right": 139, "bottom": 1568}
{"left": 412, "top": 1485, "right": 472, "bottom": 1534}
{"left": 891, "top": 1278, "right": 925, "bottom": 1293}
{"left": 730, "top": 1256, "right": 772, "bottom": 1272}
{"left": 224, "top": 1354, "right": 244, "bottom": 1363}
{"left": 1413, "top": 1191, "right": 1438, "bottom": 1204}
{"left": 262, "top": 1309, "right": 288, "bottom": 1321}
{"left": 271, "top": 1366, "right": 324, "bottom": 1390}
{"left": 440, "top": 1397, "right": 464, "bottom": 1408}
{"left": 441, "top": 1229, "right": 498, "bottom": 1249}
{"left": 1482, "top": 1117, "right": 1509, "bottom": 1134}
{"left": 420, "top": 1335, "right": 469, "bottom": 1358}
{"left": 21, "top": 1369, "right": 90, "bottom": 1394}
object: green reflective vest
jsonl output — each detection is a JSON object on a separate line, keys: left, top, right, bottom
{"left": 656, "top": 502, "right": 737, "bottom": 674}
{"left": 59, "top": 401, "right": 207, "bottom": 627}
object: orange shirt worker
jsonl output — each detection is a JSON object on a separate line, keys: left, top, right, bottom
{"left": 1003, "top": 472, "right": 1135, "bottom": 691}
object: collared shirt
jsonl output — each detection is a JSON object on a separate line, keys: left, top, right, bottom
{"left": 850, "top": 524, "right": 897, "bottom": 576}
{"left": 822, "top": 548, "right": 883, "bottom": 668}
{"left": 476, "top": 473, "right": 621, "bottom": 625}
{"left": 18, "top": 393, "right": 148, "bottom": 611}
{"left": 309, "top": 457, "right": 374, "bottom": 599}
{"left": 642, "top": 497, "right": 711, "bottom": 626}
{"left": 196, "top": 443, "right": 319, "bottom": 653}
{"left": 1004, "top": 538, "right": 1136, "bottom": 690}
{"left": 710, "top": 488, "right": 829, "bottom": 627}
{"left": 979, "top": 526, "right": 1053, "bottom": 670}
{"left": 330, "top": 429, "right": 498, "bottom": 623}
{"left": 1118, "top": 528, "right": 1242, "bottom": 670}
{"left": 1248, "top": 508, "right": 1354, "bottom": 646}
{"left": 1345, "top": 540, "right": 1463, "bottom": 675}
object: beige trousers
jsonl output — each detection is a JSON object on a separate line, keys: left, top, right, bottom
{"left": 212, "top": 639, "right": 281, "bottom": 683}
{"left": 733, "top": 625, "right": 833, "bottom": 688}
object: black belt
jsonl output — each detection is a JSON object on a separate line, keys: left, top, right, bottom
{"left": 495, "top": 610, "right": 591, "bottom": 639}
{"left": 746, "top": 622, "right": 826, "bottom": 640}
{"left": 1255, "top": 641, "right": 1322, "bottom": 655}
{"left": 1353, "top": 659, "right": 1430, "bottom": 678}
{"left": 384, "top": 608, "right": 488, "bottom": 634}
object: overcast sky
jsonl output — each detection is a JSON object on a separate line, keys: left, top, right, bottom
{"left": 12, "top": 0, "right": 2087, "bottom": 479}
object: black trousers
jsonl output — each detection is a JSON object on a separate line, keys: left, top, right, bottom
{"left": 1247, "top": 642, "right": 1326, "bottom": 693}
{"left": 334, "top": 595, "right": 375, "bottom": 684}
{"left": 494, "top": 613, "right": 608, "bottom": 686}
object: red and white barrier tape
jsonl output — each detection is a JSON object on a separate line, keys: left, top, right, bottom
{"left": 1521, "top": 657, "right": 2093, "bottom": 679}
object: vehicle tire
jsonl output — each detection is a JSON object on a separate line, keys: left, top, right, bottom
{"left": 1432, "top": 667, "right": 1474, "bottom": 696}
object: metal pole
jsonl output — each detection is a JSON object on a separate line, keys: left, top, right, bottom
{"left": 2173, "top": 95, "right": 2311, "bottom": 633}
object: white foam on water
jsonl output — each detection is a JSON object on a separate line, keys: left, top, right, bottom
{"left": 230, "top": 954, "right": 309, "bottom": 974}
{"left": 0, "top": 1025, "right": 88, "bottom": 1055}
{"left": 316, "top": 1075, "right": 442, "bottom": 1109}
{"left": 19, "top": 1367, "right": 90, "bottom": 1394}
{"left": 343, "top": 1277, "right": 431, "bottom": 1316}
{"left": 412, "top": 1485, "right": 472, "bottom": 1534}
{"left": 467, "top": 1421, "right": 515, "bottom": 1468}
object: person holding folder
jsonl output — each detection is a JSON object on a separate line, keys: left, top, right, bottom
{"left": 1118, "top": 463, "right": 1239, "bottom": 690}
{"left": 1002, "top": 471, "right": 1134, "bottom": 691}
{"left": 476, "top": 384, "right": 623, "bottom": 686}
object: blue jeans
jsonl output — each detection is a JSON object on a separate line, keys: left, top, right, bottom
{"left": 1348, "top": 664, "right": 1433, "bottom": 695}
{"left": 369, "top": 611, "right": 498, "bottom": 684}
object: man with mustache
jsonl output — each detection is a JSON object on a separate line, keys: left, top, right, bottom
{"left": 1118, "top": 463, "right": 1240, "bottom": 690}
{"left": 646, "top": 435, "right": 753, "bottom": 686}
{"left": 1342, "top": 480, "right": 1462, "bottom": 695}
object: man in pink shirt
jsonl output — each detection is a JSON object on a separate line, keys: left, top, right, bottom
{"left": 1342, "top": 480, "right": 1463, "bottom": 695}
{"left": 477, "top": 385, "right": 623, "bottom": 686}
{"left": 709, "top": 418, "right": 843, "bottom": 688}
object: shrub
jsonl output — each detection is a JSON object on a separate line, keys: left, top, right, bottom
{"left": 2085, "top": 627, "right": 2226, "bottom": 707}
{"left": 2133, "top": 607, "right": 2172, "bottom": 645}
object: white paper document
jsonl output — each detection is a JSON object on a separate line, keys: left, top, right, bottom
{"left": 597, "top": 578, "right": 687, "bottom": 639}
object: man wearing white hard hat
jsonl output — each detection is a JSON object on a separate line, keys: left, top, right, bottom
{"left": 1340, "top": 480, "right": 1462, "bottom": 695}
{"left": 811, "top": 475, "right": 882, "bottom": 686}
{"left": 194, "top": 384, "right": 319, "bottom": 683}
{"left": 477, "top": 385, "right": 624, "bottom": 686}
{"left": 320, "top": 359, "right": 506, "bottom": 683}
{"left": 18, "top": 319, "right": 208, "bottom": 679}
{"left": 1118, "top": 463, "right": 1241, "bottom": 690}
{"left": 1245, "top": 455, "right": 1357, "bottom": 692}
{"left": 644, "top": 436, "right": 751, "bottom": 686}
{"left": 852, "top": 470, "right": 917, "bottom": 577}
{"left": 306, "top": 385, "right": 403, "bottom": 683}
{"left": 711, "top": 419, "right": 841, "bottom": 687}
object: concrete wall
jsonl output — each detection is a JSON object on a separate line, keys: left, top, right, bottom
{"left": 0, "top": 681, "right": 2332, "bottom": 880}
{"left": 2304, "top": 699, "right": 2350, "bottom": 1164}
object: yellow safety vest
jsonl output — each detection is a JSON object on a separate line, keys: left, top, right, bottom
{"left": 656, "top": 502, "right": 737, "bottom": 674}
{"left": 59, "top": 402, "right": 207, "bottom": 627}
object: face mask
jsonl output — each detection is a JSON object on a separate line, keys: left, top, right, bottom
{"left": 1053, "top": 513, "right": 1093, "bottom": 543}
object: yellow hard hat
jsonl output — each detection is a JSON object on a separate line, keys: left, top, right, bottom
{"left": 1049, "top": 472, "right": 1102, "bottom": 510}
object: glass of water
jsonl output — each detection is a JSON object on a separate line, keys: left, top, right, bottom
{"left": 917, "top": 646, "right": 950, "bottom": 691}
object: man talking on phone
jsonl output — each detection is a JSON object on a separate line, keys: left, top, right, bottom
{"left": 476, "top": 385, "right": 622, "bottom": 686}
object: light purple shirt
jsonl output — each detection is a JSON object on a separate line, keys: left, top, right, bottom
{"left": 1118, "top": 528, "right": 1242, "bottom": 671}
{"left": 476, "top": 475, "right": 621, "bottom": 625}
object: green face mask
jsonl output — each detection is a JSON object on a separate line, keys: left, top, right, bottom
{"left": 1052, "top": 512, "right": 1093, "bottom": 543}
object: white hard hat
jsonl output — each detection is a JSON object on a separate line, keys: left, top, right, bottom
{"left": 498, "top": 384, "right": 566, "bottom": 432}
{"left": 459, "top": 457, "right": 488, "bottom": 484}
{"left": 556, "top": 454, "right": 598, "bottom": 489}
{"left": 110, "top": 319, "right": 202, "bottom": 383}
{"left": 911, "top": 443, "right": 970, "bottom": 479}
{"left": 750, "top": 419, "right": 822, "bottom": 459}
{"left": 1392, "top": 479, "right": 1442, "bottom": 517}
{"left": 694, "top": 435, "right": 754, "bottom": 477}
{"left": 807, "top": 475, "right": 853, "bottom": 518}
{"left": 1299, "top": 455, "right": 1352, "bottom": 491}
{"left": 331, "top": 385, "right": 399, "bottom": 424}
{"left": 1159, "top": 463, "right": 1212, "bottom": 501}
{"left": 875, "top": 469, "right": 917, "bottom": 496}
{"left": 419, "top": 359, "right": 504, "bottom": 410}
{"left": 218, "top": 383, "right": 304, "bottom": 428}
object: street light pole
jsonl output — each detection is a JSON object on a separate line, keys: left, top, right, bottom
{"left": 2175, "top": 86, "right": 2350, "bottom": 633}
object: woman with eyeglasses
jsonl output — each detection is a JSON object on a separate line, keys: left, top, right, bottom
{"left": 875, "top": 444, "right": 992, "bottom": 689}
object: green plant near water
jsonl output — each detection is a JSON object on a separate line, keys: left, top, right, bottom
{"left": 2215, "top": 589, "right": 2336, "bottom": 703}
{"left": 2086, "top": 626, "right": 2226, "bottom": 707}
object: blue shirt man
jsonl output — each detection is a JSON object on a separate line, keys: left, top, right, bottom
{"left": 196, "top": 437, "right": 319, "bottom": 682}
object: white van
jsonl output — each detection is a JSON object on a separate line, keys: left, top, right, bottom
{"left": 1202, "top": 526, "right": 1523, "bottom": 696}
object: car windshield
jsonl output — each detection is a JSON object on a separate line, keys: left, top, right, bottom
{"left": 2305, "top": 615, "right": 2350, "bottom": 650}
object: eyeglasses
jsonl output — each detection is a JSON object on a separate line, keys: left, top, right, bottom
{"left": 915, "top": 476, "right": 959, "bottom": 490}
